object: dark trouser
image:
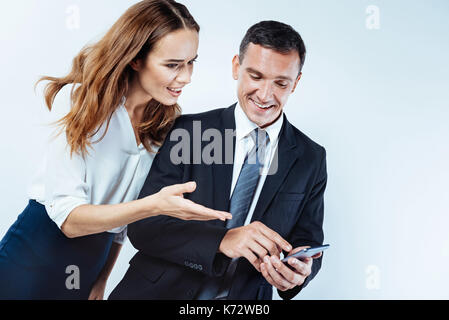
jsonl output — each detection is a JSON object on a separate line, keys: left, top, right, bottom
{"left": 0, "top": 200, "right": 113, "bottom": 300}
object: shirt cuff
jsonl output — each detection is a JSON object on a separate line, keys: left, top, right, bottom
{"left": 45, "top": 196, "right": 89, "bottom": 229}
{"left": 112, "top": 227, "right": 127, "bottom": 245}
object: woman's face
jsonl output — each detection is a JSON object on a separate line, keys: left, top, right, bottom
{"left": 131, "top": 28, "right": 199, "bottom": 106}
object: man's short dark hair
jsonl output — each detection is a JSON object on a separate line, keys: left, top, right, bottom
{"left": 239, "top": 20, "right": 306, "bottom": 74}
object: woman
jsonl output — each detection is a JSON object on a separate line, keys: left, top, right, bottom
{"left": 0, "top": 0, "right": 230, "bottom": 300}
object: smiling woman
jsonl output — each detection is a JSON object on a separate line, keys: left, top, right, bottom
{"left": 125, "top": 28, "right": 199, "bottom": 146}
{"left": 128, "top": 28, "right": 199, "bottom": 108}
{"left": 40, "top": 0, "right": 201, "bottom": 156}
{"left": 0, "top": 0, "right": 231, "bottom": 300}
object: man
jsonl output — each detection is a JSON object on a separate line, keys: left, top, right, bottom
{"left": 110, "top": 20, "right": 327, "bottom": 300}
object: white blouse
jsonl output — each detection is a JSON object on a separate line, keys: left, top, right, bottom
{"left": 28, "top": 85, "right": 159, "bottom": 244}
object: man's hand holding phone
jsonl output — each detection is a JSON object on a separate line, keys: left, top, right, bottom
{"left": 219, "top": 222, "right": 327, "bottom": 292}
{"left": 260, "top": 246, "right": 324, "bottom": 292}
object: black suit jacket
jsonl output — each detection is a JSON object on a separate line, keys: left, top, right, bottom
{"left": 109, "top": 104, "right": 327, "bottom": 300}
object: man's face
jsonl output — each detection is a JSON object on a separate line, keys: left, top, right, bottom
{"left": 232, "top": 43, "right": 302, "bottom": 128}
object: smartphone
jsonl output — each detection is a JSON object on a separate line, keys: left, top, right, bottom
{"left": 281, "top": 244, "right": 330, "bottom": 263}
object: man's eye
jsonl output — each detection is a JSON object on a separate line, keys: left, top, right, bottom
{"left": 250, "top": 74, "right": 261, "bottom": 80}
{"left": 188, "top": 59, "right": 197, "bottom": 65}
{"left": 277, "top": 82, "right": 288, "bottom": 88}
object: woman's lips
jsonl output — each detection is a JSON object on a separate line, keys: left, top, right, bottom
{"left": 167, "top": 87, "right": 182, "bottom": 97}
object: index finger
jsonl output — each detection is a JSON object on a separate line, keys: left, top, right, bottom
{"left": 258, "top": 224, "right": 292, "bottom": 252}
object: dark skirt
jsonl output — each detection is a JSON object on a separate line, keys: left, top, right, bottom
{"left": 0, "top": 200, "right": 114, "bottom": 300}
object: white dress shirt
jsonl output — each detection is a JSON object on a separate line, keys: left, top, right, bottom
{"left": 28, "top": 85, "right": 159, "bottom": 244}
{"left": 230, "top": 102, "right": 284, "bottom": 225}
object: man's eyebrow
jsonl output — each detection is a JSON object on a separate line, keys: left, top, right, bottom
{"left": 164, "top": 55, "right": 198, "bottom": 63}
{"left": 246, "top": 67, "right": 293, "bottom": 81}
{"left": 246, "top": 68, "right": 263, "bottom": 76}
{"left": 276, "top": 75, "right": 293, "bottom": 81}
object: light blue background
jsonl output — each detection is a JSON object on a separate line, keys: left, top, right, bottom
{"left": 1, "top": 0, "right": 448, "bottom": 299}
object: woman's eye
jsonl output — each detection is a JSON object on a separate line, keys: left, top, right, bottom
{"left": 166, "top": 64, "right": 178, "bottom": 69}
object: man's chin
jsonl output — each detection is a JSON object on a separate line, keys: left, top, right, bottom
{"left": 250, "top": 111, "right": 282, "bottom": 128}
{"left": 248, "top": 114, "right": 271, "bottom": 128}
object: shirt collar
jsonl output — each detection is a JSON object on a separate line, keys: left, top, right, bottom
{"left": 234, "top": 102, "right": 284, "bottom": 143}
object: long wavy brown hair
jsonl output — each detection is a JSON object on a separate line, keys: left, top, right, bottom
{"left": 36, "top": 0, "right": 200, "bottom": 156}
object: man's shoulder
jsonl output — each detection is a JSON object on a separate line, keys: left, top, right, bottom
{"left": 172, "top": 104, "right": 235, "bottom": 130}
{"left": 183, "top": 107, "right": 228, "bottom": 120}
{"left": 286, "top": 119, "right": 326, "bottom": 158}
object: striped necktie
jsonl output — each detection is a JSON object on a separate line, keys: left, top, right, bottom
{"left": 194, "top": 128, "right": 270, "bottom": 300}
{"left": 215, "top": 128, "right": 270, "bottom": 299}
{"left": 226, "top": 128, "right": 269, "bottom": 228}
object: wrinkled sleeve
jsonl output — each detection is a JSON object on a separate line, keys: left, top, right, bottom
{"left": 43, "top": 86, "right": 90, "bottom": 229}
{"left": 44, "top": 129, "right": 90, "bottom": 229}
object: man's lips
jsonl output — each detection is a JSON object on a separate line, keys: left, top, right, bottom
{"left": 249, "top": 98, "right": 275, "bottom": 110}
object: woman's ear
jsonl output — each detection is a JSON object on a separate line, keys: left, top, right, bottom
{"left": 129, "top": 59, "right": 142, "bottom": 72}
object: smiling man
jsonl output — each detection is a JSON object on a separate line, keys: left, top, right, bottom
{"left": 110, "top": 21, "right": 327, "bottom": 300}
{"left": 233, "top": 35, "right": 302, "bottom": 130}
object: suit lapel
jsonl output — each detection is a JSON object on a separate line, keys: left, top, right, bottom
{"left": 251, "top": 116, "right": 303, "bottom": 223}
{"left": 212, "top": 104, "right": 236, "bottom": 215}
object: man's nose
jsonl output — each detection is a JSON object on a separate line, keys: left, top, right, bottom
{"left": 256, "top": 81, "right": 274, "bottom": 103}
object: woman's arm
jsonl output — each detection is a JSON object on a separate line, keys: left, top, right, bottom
{"left": 61, "top": 182, "right": 232, "bottom": 239}
{"left": 88, "top": 242, "right": 123, "bottom": 300}
{"left": 61, "top": 195, "right": 157, "bottom": 239}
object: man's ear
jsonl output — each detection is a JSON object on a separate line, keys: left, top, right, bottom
{"left": 291, "top": 72, "right": 302, "bottom": 93}
{"left": 130, "top": 59, "right": 142, "bottom": 72}
{"left": 232, "top": 54, "right": 240, "bottom": 80}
